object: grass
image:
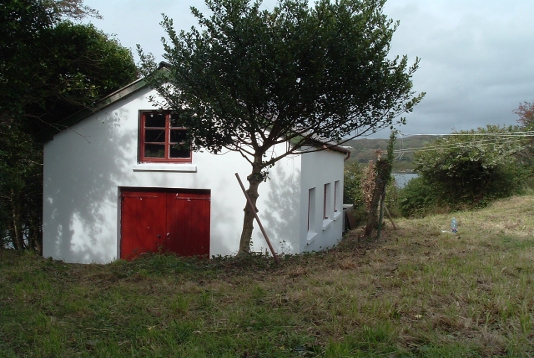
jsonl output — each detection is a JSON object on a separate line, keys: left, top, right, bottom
{"left": 2, "top": 195, "right": 534, "bottom": 357}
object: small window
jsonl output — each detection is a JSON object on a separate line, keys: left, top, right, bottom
{"left": 139, "top": 111, "right": 192, "bottom": 163}
{"left": 334, "top": 180, "right": 340, "bottom": 212}
{"left": 323, "top": 183, "right": 331, "bottom": 219}
{"left": 308, "top": 187, "right": 316, "bottom": 232}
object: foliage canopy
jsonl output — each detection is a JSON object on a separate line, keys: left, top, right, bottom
{"left": 1, "top": 3, "right": 137, "bottom": 135}
{"left": 141, "top": 0, "right": 423, "bottom": 153}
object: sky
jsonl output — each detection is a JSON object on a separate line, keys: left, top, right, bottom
{"left": 82, "top": 0, "right": 534, "bottom": 138}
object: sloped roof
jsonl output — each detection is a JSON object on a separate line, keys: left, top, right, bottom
{"left": 40, "top": 75, "right": 149, "bottom": 142}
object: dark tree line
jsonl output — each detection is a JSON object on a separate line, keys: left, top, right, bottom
{"left": 1, "top": 0, "right": 138, "bottom": 251}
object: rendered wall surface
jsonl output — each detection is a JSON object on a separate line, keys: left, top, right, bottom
{"left": 43, "top": 88, "right": 308, "bottom": 264}
{"left": 299, "top": 148, "right": 346, "bottom": 253}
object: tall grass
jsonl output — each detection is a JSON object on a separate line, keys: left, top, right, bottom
{"left": 2, "top": 195, "right": 534, "bottom": 357}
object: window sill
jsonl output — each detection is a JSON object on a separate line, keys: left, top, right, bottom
{"left": 306, "top": 231, "right": 318, "bottom": 244}
{"left": 333, "top": 211, "right": 342, "bottom": 221}
{"left": 322, "top": 218, "right": 333, "bottom": 231}
{"left": 132, "top": 163, "right": 197, "bottom": 173}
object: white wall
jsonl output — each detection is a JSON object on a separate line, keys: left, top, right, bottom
{"left": 43, "top": 88, "right": 304, "bottom": 263}
{"left": 299, "top": 148, "right": 346, "bottom": 253}
{"left": 253, "top": 152, "right": 301, "bottom": 255}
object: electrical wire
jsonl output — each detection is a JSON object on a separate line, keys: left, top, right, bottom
{"left": 393, "top": 132, "right": 533, "bottom": 154}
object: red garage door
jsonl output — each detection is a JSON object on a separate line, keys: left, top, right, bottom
{"left": 120, "top": 188, "right": 210, "bottom": 260}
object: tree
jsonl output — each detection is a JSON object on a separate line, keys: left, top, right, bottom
{"left": 364, "top": 130, "right": 395, "bottom": 238}
{"left": 1, "top": 0, "right": 104, "bottom": 126}
{"left": 0, "top": 121, "right": 42, "bottom": 251}
{"left": 1, "top": 4, "right": 137, "bottom": 134}
{"left": 139, "top": 0, "right": 424, "bottom": 254}
{"left": 515, "top": 101, "right": 534, "bottom": 129}
{"left": 0, "top": 0, "right": 138, "bottom": 250}
{"left": 514, "top": 101, "right": 534, "bottom": 165}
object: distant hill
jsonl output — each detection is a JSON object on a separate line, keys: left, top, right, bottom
{"left": 344, "top": 135, "right": 438, "bottom": 172}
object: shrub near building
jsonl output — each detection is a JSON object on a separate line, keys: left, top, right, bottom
{"left": 399, "top": 125, "right": 533, "bottom": 217}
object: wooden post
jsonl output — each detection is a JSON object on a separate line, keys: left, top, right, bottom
{"left": 235, "top": 173, "right": 279, "bottom": 264}
{"left": 384, "top": 205, "right": 397, "bottom": 230}
{"left": 377, "top": 194, "right": 385, "bottom": 240}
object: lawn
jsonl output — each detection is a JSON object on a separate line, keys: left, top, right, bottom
{"left": 1, "top": 195, "right": 534, "bottom": 357}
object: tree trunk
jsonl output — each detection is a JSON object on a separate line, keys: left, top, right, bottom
{"left": 364, "top": 160, "right": 390, "bottom": 238}
{"left": 10, "top": 189, "right": 25, "bottom": 250}
{"left": 29, "top": 218, "right": 43, "bottom": 253}
{"left": 364, "top": 185, "right": 382, "bottom": 238}
{"left": 238, "top": 158, "right": 264, "bottom": 255}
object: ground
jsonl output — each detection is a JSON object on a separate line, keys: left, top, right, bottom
{"left": 1, "top": 196, "right": 534, "bottom": 357}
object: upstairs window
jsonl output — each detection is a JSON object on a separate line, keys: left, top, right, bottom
{"left": 139, "top": 111, "right": 192, "bottom": 163}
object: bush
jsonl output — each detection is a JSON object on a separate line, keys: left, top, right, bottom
{"left": 344, "top": 161, "right": 401, "bottom": 225}
{"left": 398, "top": 176, "right": 439, "bottom": 217}
{"left": 399, "top": 125, "right": 534, "bottom": 217}
{"left": 343, "top": 161, "right": 368, "bottom": 226}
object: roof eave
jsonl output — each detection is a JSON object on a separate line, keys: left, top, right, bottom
{"left": 40, "top": 76, "right": 149, "bottom": 142}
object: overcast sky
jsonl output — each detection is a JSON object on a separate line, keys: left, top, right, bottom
{"left": 82, "top": 0, "right": 534, "bottom": 138}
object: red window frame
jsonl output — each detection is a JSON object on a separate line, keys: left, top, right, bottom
{"left": 139, "top": 111, "right": 192, "bottom": 163}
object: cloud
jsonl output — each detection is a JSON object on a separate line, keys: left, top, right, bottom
{"left": 383, "top": 1, "right": 534, "bottom": 137}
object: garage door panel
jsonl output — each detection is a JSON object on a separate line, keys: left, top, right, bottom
{"left": 121, "top": 189, "right": 210, "bottom": 260}
{"left": 120, "top": 192, "right": 166, "bottom": 260}
{"left": 167, "top": 193, "right": 210, "bottom": 257}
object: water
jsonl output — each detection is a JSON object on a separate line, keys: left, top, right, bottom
{"left": 393, "top": 173, "right": 418, "bottom": 188}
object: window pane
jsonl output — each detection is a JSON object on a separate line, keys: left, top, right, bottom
{"left": 170, "top": 145, "right": 190, "bottom": 158}
{"left": 308, "top": 188, "right": 316, "bottom": 232}
{"left": 145, "top": 113, "right": 166, "bottom": 127}
{"left": 169, "top": 113, "right": 183, "bottom": 128}
{"left": 334, "top": 181, "right": 340, "bottom": 212}
{"left": 145, "top": 129, "right": 165, "bottom": 143}
{"left": 170, "top": 129, "right": 187, "bottom": 143}
{"left": 324, "top": 183, "right": 331, "bottom": 219}
{"left": 144, "top": 144, "right": 165, "bottom": 158}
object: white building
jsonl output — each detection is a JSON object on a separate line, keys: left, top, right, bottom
{"left": 42, "top": 76, "right": 349, "bottom": 264}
